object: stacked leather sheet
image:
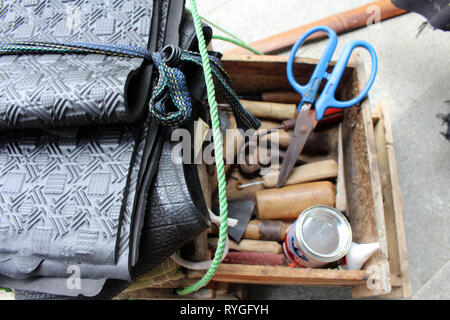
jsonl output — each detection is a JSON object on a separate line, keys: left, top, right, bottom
{"left": 0, "top": 0, "right": 210, "bottom": 298}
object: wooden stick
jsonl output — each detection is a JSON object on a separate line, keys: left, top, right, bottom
{"left": 225, "top": 0, "right": 407, "bottom": 54}
{"left": 335, "top": 123, "right": 347, "bottom": 212}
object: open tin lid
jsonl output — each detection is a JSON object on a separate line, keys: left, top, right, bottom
{"left": 295, "top": 205, "right": 352, "bottom": 263}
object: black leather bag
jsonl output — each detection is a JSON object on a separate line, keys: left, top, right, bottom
{"left": 0, "top": 0, "right": 214, "bottom": 299}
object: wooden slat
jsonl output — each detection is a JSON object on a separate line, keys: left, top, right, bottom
{"left": 371, "top": 107, "right": 382, "bottom": 125}
{"left": 373, "top": 102, "right": 411, "bottom": 298}
{"left": 190, "top": 150, "right": 216, "bottom": 262}
{"left": 188, "top": 264, "right": 369, "bottom": 286}
{"left": 349, "top": 54, "right": 391, "bottom": 298}
{"left": 335, "top": 123, "right": 347, "bottom": 212}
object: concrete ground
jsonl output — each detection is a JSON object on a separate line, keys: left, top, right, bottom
{"left": 194, "top": 0, "right": 450, "bottom": 300}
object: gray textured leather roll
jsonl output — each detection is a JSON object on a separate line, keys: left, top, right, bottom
{"left": 0, "top": 0, "right": 153, "bottom": 129}
{"left": 0, "top": 124, "right": 140, "bottom": 280}
{"left": 0, "top": 0, "right": 212, "bottom": 299}
{"left": 0, "top": 0, "right": 161, "bottom": 297}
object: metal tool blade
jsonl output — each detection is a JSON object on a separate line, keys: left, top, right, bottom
{"left": 213, "top": 198, "right": 255, "bottom": 242}
{"left": 276, "top": 103, "right": 317, "bottom": 188}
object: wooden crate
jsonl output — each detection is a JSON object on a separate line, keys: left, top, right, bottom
{"left": 189, "top": 54, "right": 409, "bottom": 299}
{"left": 122, "top": 54, "right": 410, "bottom": 299}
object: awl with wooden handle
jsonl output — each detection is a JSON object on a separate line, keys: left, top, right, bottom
{"left": 239, "top": 159, "right": 338, "bottom": 189}
{"left": 239, "top": 99, "right": 343, "bottom": 123}
{"left": 240, "top": 99, "right": 297, "bottom": 121}
{"left": 219, "top": 99, "right": 297, "bottom": 121}
{"left": 209, "top": 220, "right": 291, "bottom": 242}
{"left": 244, "top": 220, "right": 290, "bottom": 242}
{"left": 259, "top": 120, "right": 331, "bottom": 151}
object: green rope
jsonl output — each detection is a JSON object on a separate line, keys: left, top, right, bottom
{"left": 212, "top": 35, "right": 264, "bottom": 55}
{"left": 188, "top": 10, "right": 245, "bottom": 44}
{"left": 176, "top": 0, "right": 229, "bottom": 295}
{"left": 186, "top": 7, "right": 264, "bottom": 55}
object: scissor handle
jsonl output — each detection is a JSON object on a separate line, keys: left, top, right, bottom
{"left": 287, "top": 26, "right": 338, "bottom": 109}
{"left": 315, "top": 40, "right": 378, "bottom": 120}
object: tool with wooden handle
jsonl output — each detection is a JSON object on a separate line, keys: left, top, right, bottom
{"left": 241, "top": 100, "right": 342, "bottom": 124}
{"left": 208, "top": 238, "right": 282, "bottom": 254}
{"left": 258, "top": 120, "right": 292, "bottom": 148}
{"left": 256, "top": 181, "right": 336, "bottom": 220}
{"left": 238, "top": 135, "right": 330, "bottom": 176}
{"left": 259, "top": 120, "right": 331, "bottom": 151}
{"left": 239, "top": 159, "right": 338, "bottom": 189}
{"left": 243, "top": 220, "right": 291, "bottom": 242}
{"left": 210, "top": 220, "right": 291, "bottom": 242}
{"left": 239, "top": 99, "right": 297, "bottom": 121}
{"left": 241, "top": 90, "right": 302, "bottom": 104}
{"left": 261, "top": 90, "right": 302, "bottom": 104}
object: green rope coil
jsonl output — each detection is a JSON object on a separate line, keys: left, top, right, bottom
{"left": 176, "top": 0, "right": 229, "bottom": 295}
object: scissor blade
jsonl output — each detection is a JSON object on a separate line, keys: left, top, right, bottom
{"left": 276, "top": 104, "right": 317, "bottom": 188}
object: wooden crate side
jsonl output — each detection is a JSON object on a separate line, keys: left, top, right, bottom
{"left": 221, "top": 54, "right": 353, "bottom": 96}
{"left": 188, "top": 264, "right": 369, "bottom": 287}
{"left": 344, "top": 55, "right": 391, "bottom": 298}
{"left": 373, "top": 102, "right": 411, "bottom": 299}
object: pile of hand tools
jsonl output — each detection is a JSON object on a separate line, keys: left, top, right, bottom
{"left": 207, "top": 96, "right": 344, "bottom": 267}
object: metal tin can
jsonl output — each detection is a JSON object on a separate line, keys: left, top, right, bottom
{"left": 283, "top": 205, "right": 352, "bottom": 268}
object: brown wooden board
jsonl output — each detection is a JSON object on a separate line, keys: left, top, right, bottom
{"left": 372, "top": 102, "right": 411, "bottom": 298}
{"left": 187, "top": 265, "right": 369, "bottom": 286}
{"left": 346, "top": 55, "right": 391, "bottom": 298}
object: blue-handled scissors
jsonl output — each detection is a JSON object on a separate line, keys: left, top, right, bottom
{"left": 276, "top": 25, "right": 378, "bottom": 188}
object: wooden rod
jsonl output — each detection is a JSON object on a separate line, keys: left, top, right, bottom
{"left": 225, "top": 0, "right": 407, "bottom": 55}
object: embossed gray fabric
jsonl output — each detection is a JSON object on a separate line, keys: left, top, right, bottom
{"left": 0, "top": 0, "right": 159, "bottom": 296}
{"left": 0, "top": 124, "right": 140, "bottom": 281}
{"left": 0, "top": 0, "right": 211, "bottom": 299}
{"left": 0, "top": 0, "right": 153, "bottom": 129}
